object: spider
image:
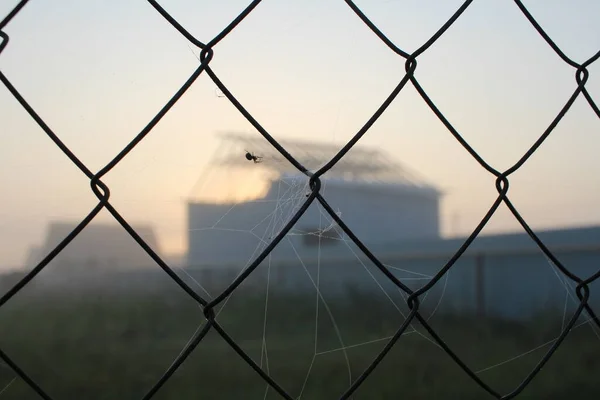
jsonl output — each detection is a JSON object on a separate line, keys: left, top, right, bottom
{"left": 245, "top": 150, "right": 263, "bottom": 164}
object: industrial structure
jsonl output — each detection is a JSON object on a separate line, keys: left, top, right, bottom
{"left": 25, "top": 221, "right": 161, "bottom": 273}
{"left": 11, "top": 132, "right": 599, "bottom": 320}
{"left": 16, "top": 221, "right": 181, "bottom": 295}
{"left": 184, "top": 133, "right": 600, "bottom": 320}
{"left": 186, "top": 132, "right": 442, "bottom": 268}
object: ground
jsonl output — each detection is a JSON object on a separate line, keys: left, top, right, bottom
{"left": 0, "top": 276, "right": 598, "bottom": 399}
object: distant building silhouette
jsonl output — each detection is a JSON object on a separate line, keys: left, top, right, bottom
{"left": 187, "top": 132, "right": 442, "bottom": 267}
{"left": 25, "top": 221, "right": 161, "bottom": 272}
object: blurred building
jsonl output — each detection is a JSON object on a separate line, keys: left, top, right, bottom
{"left": 187, "top": 132, "right": 442, "bottom": 267}
{"left": 183, "top": 133, "right": 600, "bottom": 321}
{"left": 25, "top": 221, "right": 161, "bottom": 271}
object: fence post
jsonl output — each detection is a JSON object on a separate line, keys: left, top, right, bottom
{"left": 475, "top": 253, "right": 485, "bottom": 318}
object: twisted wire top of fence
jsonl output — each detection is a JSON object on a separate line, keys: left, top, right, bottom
{"left": 0, "top": 1, "right": 599, "bottom": 399}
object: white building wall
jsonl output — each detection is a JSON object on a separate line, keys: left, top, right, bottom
{"left": 187, "top": 175, "right": 440, "bottom": 267}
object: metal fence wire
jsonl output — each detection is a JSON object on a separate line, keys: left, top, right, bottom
{"left": 1, "top": 0, "right": 599, "bottom": 399}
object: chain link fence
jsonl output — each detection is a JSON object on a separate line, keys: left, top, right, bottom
{"left": 1, "top": 0, "right": 599, "bottom": 398}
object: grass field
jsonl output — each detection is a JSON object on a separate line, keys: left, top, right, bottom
{"left": 0, "top": 272, "right": 598, "bottom": 400}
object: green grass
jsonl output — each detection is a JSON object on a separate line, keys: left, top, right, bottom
{"left": 0, "top": 281, "right": 598, "bottom": 399}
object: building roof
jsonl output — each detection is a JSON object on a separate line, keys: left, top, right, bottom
{"left": 195, "top": 131, "right": 440, "bottom": 193}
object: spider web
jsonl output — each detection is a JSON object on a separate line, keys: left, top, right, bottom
{"left": 173, "top": 155, "right": 600, "bottom": 397}
{"left": 0, "top": 160, "right": 597, "bottom": 399}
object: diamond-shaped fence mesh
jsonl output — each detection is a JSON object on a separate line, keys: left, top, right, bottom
{"left": 0, "top": 0, "right": 599, "bottom": 399}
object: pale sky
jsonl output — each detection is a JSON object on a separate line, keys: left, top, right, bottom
{"left": 1, "top": 0, "right": 599, "bottom": 268}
